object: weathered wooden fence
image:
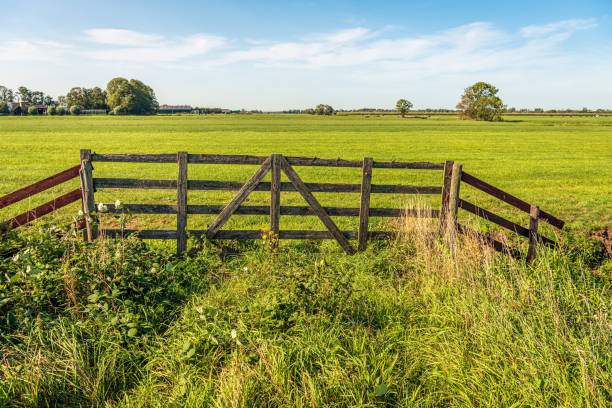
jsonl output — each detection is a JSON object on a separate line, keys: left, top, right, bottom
{"left": 0, "top": 164, "right": 83, "bottom": 230}
{"left": 1, "top": 150, "right": 565, "bottom": 262}
{"left": 83, "top": 150, "right": 446, "bottom": 256}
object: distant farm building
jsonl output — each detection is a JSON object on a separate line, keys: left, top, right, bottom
{"left": 158, "top": 105, "right": 192, "bottom": 114}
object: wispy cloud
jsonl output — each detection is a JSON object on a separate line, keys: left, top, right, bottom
{"left": 83, "top": 28, "right": 164, "bottom": 47}
{"left": 0, "top": 40, "right": 69, "bottom": 61}
{"left": 0, "top": 19, "right": 599, "bottom": 73}
{"left": 520, "top": 18, "right": 596, "bottom": 38}
{"left": 81, "top": 32, "right": 226, "bottom": 62}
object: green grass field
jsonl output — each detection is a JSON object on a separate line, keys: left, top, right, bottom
{"left": 1, "top": 114, "right": 610, "bottom": 243}
{"left": 1, "top": 114, "right": 610, "bottom": 407}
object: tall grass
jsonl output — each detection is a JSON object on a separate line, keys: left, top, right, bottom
{"left": 0, "top": 211, "right": 610, "bottom": 407}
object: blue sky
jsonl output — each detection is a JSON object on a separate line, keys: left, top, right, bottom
{"left": 1, "top": 0, "right": 610, "bottom": 110}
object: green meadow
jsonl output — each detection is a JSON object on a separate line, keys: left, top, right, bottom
{"left": 1, "top": 114, "right": 610, "bottom": 236}
{"left": 1, "top": 114, "right": 610, "bottom": 407}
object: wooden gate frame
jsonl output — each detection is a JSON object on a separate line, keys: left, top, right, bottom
{"left": 81, "top": 150, "right": 446, "bottom": 255}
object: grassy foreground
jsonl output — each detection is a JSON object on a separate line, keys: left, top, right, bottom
{"left": 0, "top": 215, "right": 610, "bottom": 407}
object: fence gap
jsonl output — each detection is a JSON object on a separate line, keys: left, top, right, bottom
{"left": 280, "top": 156, "right": 356, "bottom": 255}
{"left": 205, "top": 157, "right": 272, "bottom": 239}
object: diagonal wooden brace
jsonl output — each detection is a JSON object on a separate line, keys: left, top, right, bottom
{"left": 205, "top": 156, "right": 272, "bottom": 239}
{"left": 279, "top": 156, "right": 356, "bottom": 255}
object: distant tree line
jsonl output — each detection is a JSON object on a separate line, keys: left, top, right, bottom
{"left": 299, "top": 104, "right": 335, "bottom": 115}
{"left": 0, "top": 78, "right": 158, "bottom": 115}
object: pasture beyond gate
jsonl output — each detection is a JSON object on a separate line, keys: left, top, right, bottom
{"left": 1, "top": 150, "right": 565, "bottom": 260}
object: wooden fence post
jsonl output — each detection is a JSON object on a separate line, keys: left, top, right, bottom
{"left": 176, "top": 151, "right": 188, "bottom": 256}
{"left": 447, "top": 163, "right": 462, "bottom": 233}
{"left": 439, "top": 160, "right": 454, "bottom": 234}
{"left": 270, "top": 154, "right": 281, "bottom": 249}
{"left": 358, "top": 157, "right": 373, "bottom": 251}
{"left": 527, "top": 205, "right": 540, "bottom": 263}
{"left": 79, "top": 149, "right": 96, "bottom": 241}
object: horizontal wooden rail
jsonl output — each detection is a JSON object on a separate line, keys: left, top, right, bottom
{"left": 90, "top": 153, "right": 444, "bottom": 169}
{"left": 458, "top": 199, "right": 556, "bottom": 247}
{"left": 5, "top": 188, "right": 82, "bottom": 229}
{"left": 94, "top": 178, "right": 441, "bottom": 194}
{"left": 0, "top": 164, "right": 81, "bottom": 210}
{"left": 461, "top": 172, "right": 564, "bottom": 230}
{"left": 456, "top": 223, "right": 520, "bottom": 258}
{"left": 103, "top": 203, "right": 439, "bottom": 218}
{"left": 101, "top": 229, "right": 397, "bottom": 240}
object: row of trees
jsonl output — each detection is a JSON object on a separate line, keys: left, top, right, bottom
{"left": 0, "top": 78, "right": 158, "bottom": 115}
{"left": 0, "top": 85, "right": 55, "bottom": 106}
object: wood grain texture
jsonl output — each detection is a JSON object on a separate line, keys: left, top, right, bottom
{"left": 527, "top": 205, "right": 540, "bottom": 263}
{"left": 205, "top": 157, "right": 271, "bottom": 239}
{"left": 280, "top": 156, "right": 356, "bottom": 255}
{"left": 358, "top": 157, "right": 373, "bottom": 251}
{"left": 0, "top": 164, "right": 80, "bottom": 210}
{"left": 176, "top": 151, "right": 188, "bottom": 255}
{"left": 6, "top": 188, "right": 82, "bottom": 229}
{"left": 190, "top": 230, "right": 397, "bottom": 240}
{"left": 270, "top": 154, "right": 281, "bottom": 247}
{"left": 461, "top": 171, "right": 564, "bottom": 230}
{"left": 91, "top": 152, "right": 443, "bottom": 169}
{"left": 95, "top": 178, "right": 440, "bottom": 194}
{"left": 80, "top": 149, "right": 97, "bottom": 240}
{"left": 438, "top": 160, "right": 454, "bottom": 233}
{"left": 102, "top": 203, "right": 435, "bottom": 218}
{"left": 91, "top": 153, "right": 177, "bottom": 163}
{"left": 447, "top": 163, "right": 463, "bottom": 230}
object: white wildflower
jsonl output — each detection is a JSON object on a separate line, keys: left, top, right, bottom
{"left": 230, "top": 329, "right": 237, "bottom": 339}
{"left": 78, "top": 210, "right": 83, "bottom": 216}
{"left": 243, "top": 267, "right": 248, "bottom": 272}
{"left": 115, "top": 199, "right": 121, "bottom": 207}
{"left": 97, "top": 202, "right": 105, "bottom": 212}
{"left": 26, "top": 265, "right": 31, "bottom": 273}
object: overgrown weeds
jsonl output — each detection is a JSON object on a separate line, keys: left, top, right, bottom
{"left": 0, "top": 213, "right": 610, "bottom": 407}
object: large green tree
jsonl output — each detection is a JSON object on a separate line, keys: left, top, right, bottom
{"left": 66, "top": 87, "right": 107, "bottom": 109}
{"left": 17, "top": 87, "right": 32, "bottom": 104}
{"left": 105, "top": 78, "right": 158, "bottom": 115}
{"left": 314, "top": 104, "right": 334, "bottom": 115}
{"left": 457, "top": 82, "right": 504, "bottom": 121}
{"left": 396, "top": 99, "right": 413, "bottom": 117}
{"left": 0, "top": 85, "right": 14, "bottom": 102}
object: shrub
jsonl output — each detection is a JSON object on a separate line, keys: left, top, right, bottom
{"left": 46, "top": 106, "right": 56, "bottom": 115}
{"left": 0, "top": 101, "right": 8, "bottom": 114}
{"left": 56, "top": 106, "right": 66, "bottom": 115}
{"left": 70, "top": 105, "right": 82, "bottom": 115}
{"left": 28, "top": 106, "right": 38, "bottom": 115}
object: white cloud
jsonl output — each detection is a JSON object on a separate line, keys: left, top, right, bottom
{"left": 520, "top": 18, "right": 597, "bottom": 37}
{"left": 81, "top": 33, "right": 226, "bottom": 62}
{"left": 83, "top": 28, "right": 164, "bottom": 47}
{"left": 0, "top": 40, "right": 69, "bottom": 61}
{"left": 0, "top": 19, "right": 601, "bottom": 79}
